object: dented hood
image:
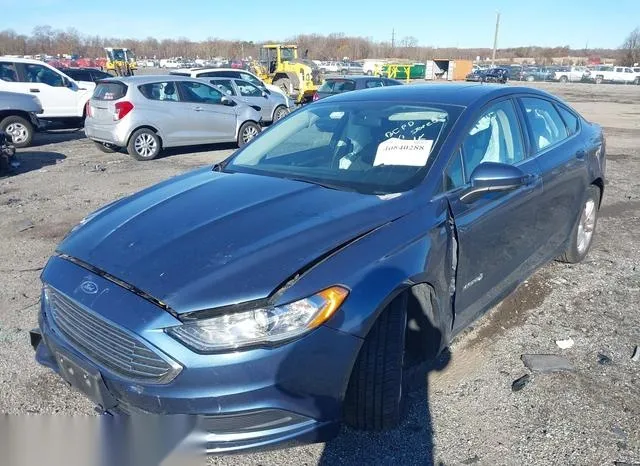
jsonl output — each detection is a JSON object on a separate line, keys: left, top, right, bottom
{"left": 57, "top": 168, "right": 411, "bottom": 313}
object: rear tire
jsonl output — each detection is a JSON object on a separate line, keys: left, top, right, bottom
{"left": 344, "top": 294, "right": 407, "bottom": 431}
{"left": 559, "top": 75, "right": 568, "bottom": 83}
{"left": 595, "top": 76, "right": 603, "bottom": 84}
{"left": 237, "top": 121, "right": 260, "bottom": 147}
{"left": 93, "top": 141, "right": 118, "bottom": 153}
{"left": 272, "top": 105, "right": 288, "bottom": 122}
{"left": 558, "top": 185, "right": 600, "bottom": 263}
{"left": 127, "top": 129, "right": 161, "bottom": 161}
{"left": 0, "top": 115, "right": 33, "bottom": 148}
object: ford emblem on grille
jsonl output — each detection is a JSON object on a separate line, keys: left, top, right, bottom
{"left": 80, "top": 280, "right": 98, "bottom": 294}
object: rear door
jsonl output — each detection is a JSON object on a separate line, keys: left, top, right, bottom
{"left": 517, "top": 96, "right": 588, "bottom": 260}
{"left": 443, "top": 98, "right": 544, "bottom": 331}
{"left": 177, "top": 81, "right": 237, "bottom": 142}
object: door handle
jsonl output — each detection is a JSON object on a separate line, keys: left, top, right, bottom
{"left": 576, "top": 150, "right": 586, "bottom": 160}
{"left": 29, "top": 88, "right": 40, "bottom": 93}
{"left": 193, "top": 106, "right": 204, "bottom": 111}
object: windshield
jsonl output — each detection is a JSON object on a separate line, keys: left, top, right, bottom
{"left": 226, "top": 101, "right": 458, "bottom": 194}
{"left": 281, "top": 47, "right": 296, "bottom": 61}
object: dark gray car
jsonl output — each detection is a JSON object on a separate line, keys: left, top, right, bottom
{"left": 313, "top": 76, "right": 402, "bottom": 101}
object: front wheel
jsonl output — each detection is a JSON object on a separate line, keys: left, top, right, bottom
{"left": 595, "top": 76, "right": 603, "bottom": 84}
{"left": 344, "top": 295, "right": 407, "bottom": 430}
{"left": 558, "top": 185, "right": 600, "bottom": 263}
{"left": 526, "top": 75, "right": 535, "bottom": 82}
{"left": 559, "top": 75, "right": 568, "bottom": 83}
{"left": 0, "top": 115, "right": 33, "bottom": 148}
{"left": 127, "top": 129, "right": 161, "bottom": 161}
{"left": 634, "top": 77, "right": 640, "bottom": 85}
{"left": 272, "top": 106, "right": 288, "bottom": 122}
{"left": 237, "top": 122, "right": 260, "bottom": 147}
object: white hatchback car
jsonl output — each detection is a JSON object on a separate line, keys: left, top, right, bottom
{"left": 0, "top": 57, "right": 95, "bottom": 124}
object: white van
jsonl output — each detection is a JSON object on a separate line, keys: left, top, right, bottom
{"left": 159, "top": 59, "right": 181, "bottom": 69}
{"left": 0, "top": 57, "right": 95, "bottom": 123}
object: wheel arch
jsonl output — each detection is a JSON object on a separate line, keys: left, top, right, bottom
{"left": 0, "top": 111, "right": 33, "bottom": 124}
{"left": 126, "top": 125, "right": 163, "bottom": 147}
{"left": 592, "top": 177, "right": 604, "bottom": 208}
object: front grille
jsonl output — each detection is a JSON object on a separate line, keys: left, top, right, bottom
{"left": 46, "top": 287, "right": 181, "bottom": 384}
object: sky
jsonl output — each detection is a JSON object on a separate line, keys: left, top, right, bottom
{"left": 1, "top": 0, "right": 639, "bottom": 50}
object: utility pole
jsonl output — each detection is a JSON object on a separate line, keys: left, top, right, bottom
{"left": 391, "top": 28, "right": 395, "bottom": 52}
{"left": 491, "top": 12, "right": 500, "bottom": 66}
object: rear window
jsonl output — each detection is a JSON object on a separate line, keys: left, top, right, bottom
{"left": 93, "top": 82, "right": 127, "bottom": 101}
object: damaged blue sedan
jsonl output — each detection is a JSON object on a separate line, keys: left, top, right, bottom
{"left": 32, "top": 84, "right": 606, "bottom": 452}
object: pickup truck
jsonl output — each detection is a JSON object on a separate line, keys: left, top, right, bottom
{"left": 0, "top": 90, "right": 43, "bottom": 147}
{"left": 552, "top": 66, "right": 588, "bottom": 83}
{"left": 585, "top": 66, "right": 640, "bottom": 84}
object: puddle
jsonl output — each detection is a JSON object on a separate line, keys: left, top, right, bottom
{"left": 463, "top": 272, "right": 553, "bottom": 350}
{"left": 600, "top": 200, "right": 640, "bottom": 219}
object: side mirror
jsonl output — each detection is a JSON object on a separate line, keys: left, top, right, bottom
{"left": 63, "top": 77, "right": 74, "bottom": 88}
{"left": 221, "top": 96, "right": 236, "bottom": 106}
{"left": 460, "top": 162, "right": 528, "bottom": 204}
{"left": 262, "top": 90, "right": 268, "bottom": 98}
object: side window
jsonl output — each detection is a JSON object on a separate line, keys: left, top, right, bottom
{"left": 179, "top": 81, "right": 222, "bottom": 104}
{"left": 73, "top": 70, "right": 92, "bottom": 81}
{"left": 23, "top": 64, "right": 64, "bottom": 86}
{"left": 444, "top": 148, "right": 465, "bottom": 191}
{"left": 461, "top": 99, "right": 525, "bottom": 181}
{"left": 556, "top": 105, "right": 579, "bottom": 136}
{"left": 236, "top": 80, "right": 262, "bottom": 97}
{"left": 365, "top": 79, "right": 384, "bottom": 88}
{"left": 521, "top": 97, "right": 568, "bottom": 151}
{"left": 0, "top": 62, "right": 18, "bottom": 82}
{"left": 211, "top": 79, "right": 236, "bottom": 96}
{"left": 138, "top": 82, "right": 179, "bottom": 101}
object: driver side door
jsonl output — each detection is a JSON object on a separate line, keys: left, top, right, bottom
{"left": 444, "top": 98, "right": 544, "bottom": 332}
{"left": 15, "top": 63, "right": 79, "bottom": 118}
{"left": 176, "top": 81, "right": 237, "bottom": 143}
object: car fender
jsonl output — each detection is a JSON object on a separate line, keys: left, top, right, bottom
{"left": 274, "top": 198, "right": 455, "bottom": 342}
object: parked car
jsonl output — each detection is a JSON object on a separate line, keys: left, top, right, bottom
{"left": 32, "top": 83, "right": 606, "bottom": 453}
{"left": 319, "top": 61, "right": 340, "bottom": 73}
{"left": 84, "top": 76, "right": 262, "bottom": 160}
{"left": 59, "top": 67, "right": 113, "bottom": 84}
{"left": 553, "top": 66, "right": 588, "bottom": 83}
{"left": 585, "top": 65, "right": 640, "bottom": 84}
{"left": 339, "top": 61, "right": 365, "bottom": 74}
{"left": 483, "top": 67, "right": 510, "bottom": 83}
{"left": 170, "top": 68, "right": 291, "bottom": 103}
{"left": 518, "top": 67, "right": 555, "bottom": 82}
{"left": 159, "top": 59, "right": 181, "bottom": 69}
{"left": 362, "top": 60, "right": 387, "bottom": 76}
{"left": 0, "top": 90, "right": 43, "bottom": 147}
{"left": 465, "top": 69, "right": 487, "bottom": 82}
{"left": 313, "top": 76, "right": 402, "bottom": 100}
{"left": 0, "top": 57, "right": 95, "bottom": 126}
{"left": 208, "top": 77, "right": 291, "bottom": 123}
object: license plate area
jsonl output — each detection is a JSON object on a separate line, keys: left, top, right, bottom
{"left": 55, "top": 350, "right": 117, "bottom": 410}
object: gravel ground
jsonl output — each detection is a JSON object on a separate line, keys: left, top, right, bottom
{"left": 0, "top": 82, "right": 638, "bottom": 465}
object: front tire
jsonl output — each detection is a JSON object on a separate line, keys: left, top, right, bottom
{"left": 595, "top": 76, "right": 603, "bottom": 84}
{"left": 272, "top": 105, "right": 288, "bottom": 122}
{"left": 237, "top": 121, "right": 260, "bottom": 147}
{"left": 0, "top": 115, "right": 33, "bottom": 148}
{"left": 344, "top": 295, "right": 407, "bottom": 431}
{"left": 558, "top": 185, "right": 600, "bottom": 263}
{"left": 559, "top": 75, "right": 568, "bottom": 83}
{"left": 127, "top": 129, "right": 161, "bottom": 161}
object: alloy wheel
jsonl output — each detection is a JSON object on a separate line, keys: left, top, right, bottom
{"left": 576, "top": 199, "right": 596, "bottom": 255}
{"left": 134, "top": 133, "right": 157, "bottom": 158}
{"left": 242, "top": 125, "right": 259, "bottom": 143}
{"left": 5, "top": 122, "right": 28, "bottom": 144}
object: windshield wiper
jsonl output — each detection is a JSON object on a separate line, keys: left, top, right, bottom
{"left": 283, "top": 176, "right": 356, "bottom": 192}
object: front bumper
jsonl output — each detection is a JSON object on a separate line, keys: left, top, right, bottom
{"left": 34, "top": 256, "right": 361, "bottom": 452}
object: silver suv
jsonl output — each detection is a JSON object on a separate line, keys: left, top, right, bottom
{"left": 84, "top": 76, "right": 262, "bottom": 160}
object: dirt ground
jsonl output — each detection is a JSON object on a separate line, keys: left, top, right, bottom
{"left": 0, "top": 82, "right": 638, "bottom": 466}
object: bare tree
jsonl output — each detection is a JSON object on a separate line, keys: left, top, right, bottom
{"left": 620, "top": 27, "right": 640, "bottom": 66}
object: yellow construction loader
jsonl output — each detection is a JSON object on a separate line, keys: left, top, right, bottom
{"left": 104, "top": 47, "right": 137, "bottom": 77}
{"left": 252, "top": 44, "right": 321, "bottom": 104}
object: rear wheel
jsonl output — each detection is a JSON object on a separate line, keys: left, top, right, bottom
{"left": 93, "top": 141, "right": 118, "bottom": 153}
{"left": 526, "top": 75, "right": 535, "bottom": 82}
{"left": 127, "top": 129, "right": 161, "bottom": 161}
{"left": 344, "top": 295, "right": 407, "bottom": 431}
{"left": 558, "top": 185, "right": 600, "bottom": 263}
{"left": 237, "top": 122, "right": 260, "bottom": 147}
{"left": 634, "top": 77, "right": 640, "bottom": 85}
{"left": 559, "top": 75, "right": 568, "bottom": 83}
{"left": 595, "top": 75, "right": 603, "bottom": 84}
{"left": 0, "top": 115, "right": 33, "bottom": 148}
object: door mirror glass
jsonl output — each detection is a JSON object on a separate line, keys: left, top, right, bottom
{"left": 460, "top": 162, "right": 526, "bottom": 203}
{"left": 221, "top": 96, "right": 235, "bottom": 106}
{"left": 262, "top": 90, "right": 268, "bottom": 98}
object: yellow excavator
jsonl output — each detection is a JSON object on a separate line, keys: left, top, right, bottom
{"left": 251, "top": 44, "right": 321, "bottom": 104}
{"left": 104, "top": 48, "right": 137, "bottom": 76}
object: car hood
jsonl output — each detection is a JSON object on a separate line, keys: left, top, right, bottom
{"left": 56, "top": 168, "right": 412, "bottom": 314}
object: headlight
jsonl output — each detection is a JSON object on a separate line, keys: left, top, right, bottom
{"left": 166, "top": 286, "right": 348, "bottom": 352}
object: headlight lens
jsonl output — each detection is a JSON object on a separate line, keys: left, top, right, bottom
{"left": 166, "top": 286, "right": 348, "bottom": 352}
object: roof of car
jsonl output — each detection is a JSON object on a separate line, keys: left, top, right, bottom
{"left": 179, "top": 67, "right": 255, "bottom": 74}
{"left": 325, "top": 83, "right": 554, "bottom": 107}
{"left": 97, "top": 75, "right": 206, "bottom": 84}
{"left": 324, "top": 75, "right": 393, "bottom": 80}
{"left": 0, "top": 57, "right": 45, "bottom": 64}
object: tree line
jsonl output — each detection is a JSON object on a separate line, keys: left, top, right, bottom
{"left": 0, "top": 25, "right": 636, "bottom": 64}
